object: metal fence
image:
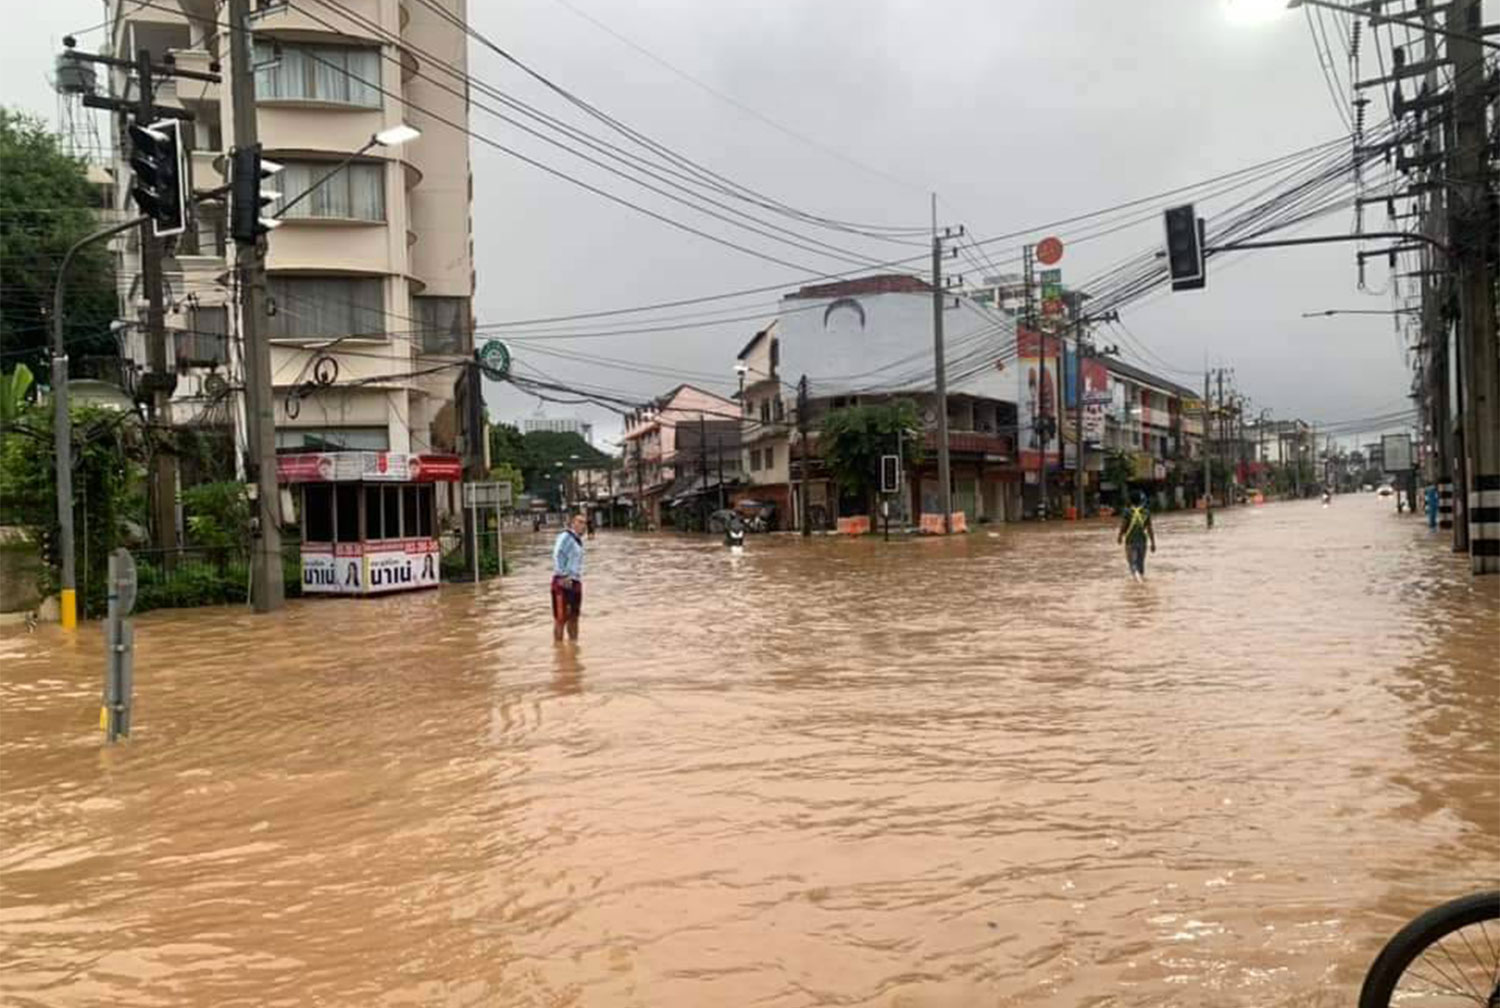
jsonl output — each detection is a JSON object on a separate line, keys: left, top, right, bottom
{"left": 128, "top": 546, "right": 252, "bottom": 613}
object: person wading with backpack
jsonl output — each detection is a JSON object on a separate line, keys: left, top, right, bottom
{"left": 1116, "top": 491, "right": 1156, "bottom": 581}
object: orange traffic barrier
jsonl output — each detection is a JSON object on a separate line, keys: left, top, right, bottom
{"left": 919, "top": 512, "right": 967, "bottom": 534}
{"left": 836, "top": 515, "right": 871, "bottom": 536}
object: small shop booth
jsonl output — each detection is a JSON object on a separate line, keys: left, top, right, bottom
{"left": 277, "top": 450, "right": 463, "bottom": 596}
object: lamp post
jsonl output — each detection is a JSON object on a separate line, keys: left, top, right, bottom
{"left": 271, "top": 124, "right": 421, "bottom": 220}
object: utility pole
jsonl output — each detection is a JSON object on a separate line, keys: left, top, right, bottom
{"left": 699, "top": 413, "right": 708, "bottom": 532}
{"left": 1072, "top": 311, "right": 1118, "bottom": 519}
{"left": 1203, "top": 369, "right": 1214, "bottom": 527}
{"left": 1023, "top": 244, "right": 1039, "bottom": 519}
{"left": 633, "top": 437, "right": 643, "bottom": 530}
{"left": 930, "top": 193, "right": 953, "bottom": 534}
{"left": 716, "top": 436, "right": 726, "bottom": 512}
{"left": 798, "top": 375, "right": 810, "bottom": 536}
{"left": 1215, "top": 368, "right": 1225, "bottom": 506}
{"left": 132, "top": 49, "right": 178, "bottom": 556}
{"left": 229, "top": 0, "right": 284, "bottom": 610}
{"left": 1448, "top": 0, "right": 1498, "bottom": 573}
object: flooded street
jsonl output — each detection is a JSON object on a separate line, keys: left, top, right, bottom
{"left": 2, "top": 495, "right": 1496, "bottom": 1007}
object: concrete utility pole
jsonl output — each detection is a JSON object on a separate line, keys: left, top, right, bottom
{"left": 133, "top": 49, "right": 178, "bottom": 556}
{"left": 1203, "top": 369, "right": 1213, "bottom": 528}
{"left": 1448, "top": 0, "right": 1498, "bottom": 573}
{"left": 229, "top": 0, "right": 284, "bottom": 610}
{"left": 930, "top": 193, "right": 953, "bottom": 534}
{"left": 1072, "top": 311, "right": 1117, "bottom": 519}
{"left": 797, "top": 375, "right": 810, "bottom": 536}
{"left": 1417, "top": 0, "right": 1455, "bottom": 537}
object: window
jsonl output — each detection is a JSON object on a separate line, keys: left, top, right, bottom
{"left": 335, "top": 484, "right": 361, "bottom": 541}
{"left": 413, "top": 296, "right": 471, "bottom": 354}
{"left": 254, "top": 42, "right": 381, "bottom": 107}
{"left": 178, "top": 306, "right": 228, "bottom": 367}
{"left": 764, "top": 446, "right": 774, "bottom": 469}
{"left": 759, "top": 400, "right": 771, "bottom": 425}
{"left": 382, "top": 485, "right": 401, "bottom": 539}
{"left": 274, "top": 161, "right": 385, "bottom": 221}
{"left": 773, "top": 397, "right": 784, "bottom": 421}
{"left": 303, "top": 484, "right": 334, "bottom": 542}
{"left": 267, "top": 276, "right": 384, "bottom": 341}
{"left": 402, "top": 485, "right": 420, "bottom": 537}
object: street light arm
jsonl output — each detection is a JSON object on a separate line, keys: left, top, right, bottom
{"left": 50, "top": 210, "right": 149, "bottom": 632}
{"left": 52, "top": 213, "right": 150, "bottom": 357}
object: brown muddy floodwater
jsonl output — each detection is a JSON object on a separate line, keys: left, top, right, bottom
{"left": 2, "top": 495, "right": 1496, "bottom": 1007}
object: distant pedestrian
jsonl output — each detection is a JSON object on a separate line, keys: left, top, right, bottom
{"left": 1116, "top": 491, "right": 1156, "bottom": 581}
{"left": 1425, "top": 484, "right": 1439, "bottom": 530}
{"left": 551, "top": 512, "right": 587, "bottom": 642}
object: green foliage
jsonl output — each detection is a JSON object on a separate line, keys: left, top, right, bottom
{"left": 135, "top": 556, "right": 249, "bottom": 613}
{"left": 488, "top": 461, "right": 524, "bottom": 501}
{"left": 1103, "top": 449, "right": 1134, "bottom": 503}
{"left": 180, "top": 481, "right": 249, "bottom": 550}
{"left": 0, "top": 401, "right": 143, "bottom": 614}
{"left": 818, "top": 400, "right": 923, "bottom": 505}
{"left": 487, "top": 423, "right": 613, "bottom": 498}
{"left": 1, "top": 108, "right": 119, "bottom": 374}
{"left": 440, "top": 546, "right": 511, "bottom": 580}
{"left": 0, "top": 364, "right": 34, "bottom": 427}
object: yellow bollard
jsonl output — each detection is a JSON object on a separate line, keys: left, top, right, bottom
{"left": 60, "top": 588, "right": 77, "bottom": 630}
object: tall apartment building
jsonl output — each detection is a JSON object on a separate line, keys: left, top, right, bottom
{"left": 521, "top": 415, "right": 594, "bottom": 443}
{"left": 107, "top": 0, "right": 474, "bottom": 466}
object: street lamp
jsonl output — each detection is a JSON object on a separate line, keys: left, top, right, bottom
{"left": 272, "top": 123, "right": 422, "bottom": 220}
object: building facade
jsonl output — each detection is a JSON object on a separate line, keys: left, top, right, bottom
{"left": 619, "top": 384, "right": 738, "bottom": 527}
{"left": 107, "top": 0, "right": 474, "bottom": 470}
{"left": 521, "top": 415, "right": 594, "bottom": 442}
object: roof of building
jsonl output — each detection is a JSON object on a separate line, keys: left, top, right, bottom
{"left": 784, "top": 274, "right": 934, "bottom": 301}
{"left": 736, "top": 325, "right": 774, "bottom": 361}
{"left": 1102, "top": 357, "right": 1199, "bottom": 402}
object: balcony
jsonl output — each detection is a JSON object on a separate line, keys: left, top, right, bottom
{"left": 166, "top": 49, "right": 220, "bottom": 105}
{"left": 923, "top": 430, "right": 1015, "bottom": 459}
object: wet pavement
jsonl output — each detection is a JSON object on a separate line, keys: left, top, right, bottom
{"left": 2, "top": 494, "right": 1496, "bottom": 1006}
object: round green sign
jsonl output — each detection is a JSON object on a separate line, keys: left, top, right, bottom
{"left": 477, "top": 339, "right": 510, "bottom": 380}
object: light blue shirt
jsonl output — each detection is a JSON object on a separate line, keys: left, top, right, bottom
{"left": 552, "top": 530, "right": 584, "bottom": 580}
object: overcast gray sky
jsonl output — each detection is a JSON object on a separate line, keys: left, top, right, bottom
{"left": 4, "top": 0, "right": 1447, "bottom": 450}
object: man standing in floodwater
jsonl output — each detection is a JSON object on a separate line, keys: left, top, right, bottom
{"left": 551, "top": 513, "right": 587, "bottom": 642}
{"left": 1116, "top": 490, "right": 1156, "bottom": 581}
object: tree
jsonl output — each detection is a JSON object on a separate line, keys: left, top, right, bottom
{"left": 0, "top": 401, "right": 144, "bottom": 615}
{"left": 818, "top": 399, "right": 923, "bottom": 512}
{"left": 1, "top": 108, "right": 119, "bottom": 375}
{"left": 488, "top": 461, "right": 524, "bottom": 501}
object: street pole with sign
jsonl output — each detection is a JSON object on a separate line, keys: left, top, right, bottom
{"left": 102, "top": 548, "right": 137, "bottom": 742}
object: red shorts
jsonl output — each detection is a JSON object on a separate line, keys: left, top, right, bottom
{"left": 551, "top": 575, "right": 582, "bottom": 621}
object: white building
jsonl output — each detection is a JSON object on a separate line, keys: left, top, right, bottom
{"left": 521, "top": 415, "right": 594, "bottom": 443}
{"left": 106, "top": 0, "right": 474, "bottom": 464}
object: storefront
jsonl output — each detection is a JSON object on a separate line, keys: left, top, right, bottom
{"left": 276, "top": 451, "right": 463, "bottom": 596}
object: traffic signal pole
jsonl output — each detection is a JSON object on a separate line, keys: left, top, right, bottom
{"left": 50, "top": 215, "right": 150, "bottom": 630}
{"left": 229, "top": 0, "right": 285, "bottom": 611}
{"left": 134, "top": 49, "right": 179, "bottom": 558}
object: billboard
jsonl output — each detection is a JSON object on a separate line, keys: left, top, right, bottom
{"left": 1381, "top": 433, "right": 1413, "bottom": 473}
{"left": 1018, "top": 327, "right": 1061, "bottom": 471}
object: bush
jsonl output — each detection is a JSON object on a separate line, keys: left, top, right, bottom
{"left": 134, "top": 559, "right": 249, "bottom": 613}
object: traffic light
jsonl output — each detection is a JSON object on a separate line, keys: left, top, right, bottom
{"left": 127, "top": 118, "right": 188, "bottom": 237}
{"left": 229, "top": 144, "right": 282, "bottom": 244}
{"left": 1163, "top": 203, "right": 1205, "bottom": 291}
{"left": 880, "top": 454, "right": 900, "bottom": 493}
